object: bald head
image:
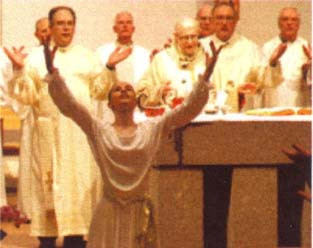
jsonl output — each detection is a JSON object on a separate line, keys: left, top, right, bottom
{"left": 35, "top": 17, "right": 51, "bottom": 45}
{"left": 197, "top": 4, "right": 212, "bottom": 18}
{"left": 197, "top": 4, "right": 214, "bottom": 38}
{"left": 115, "top": 11, "right": 133, "bottom": 24}
{"left": 174, "top": 17, "right": 200, "bottom": 57}
{"left": 113, "top": 11, "right": 135, "bottom": 44}
{"left": 35, "top": 17, "right": 48, "bottom": 29}
{"left": 278, "top": 7, "right": 300, "bottom": 42}
{"left": 175, "top": 17, "right": 200, "bottom": 35}
{"left": 279, "top": 7, "right": 300, "bottom": 20}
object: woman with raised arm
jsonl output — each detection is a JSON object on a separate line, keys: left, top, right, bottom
{"left": 44, "top": 41, "right": 220, "bottom": 248}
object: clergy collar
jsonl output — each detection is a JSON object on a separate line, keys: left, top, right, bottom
{"left": 167, "top": 42, "right": 205, "bottom": 70}
{"left": 49, "top": 40, "right": 74, "bottom": 53}
{"left": 279, "top": 35, "right": 297, "bottom": 44}
{"left": 211, "top": 32, "right": 240, "bottom": 49}
{"left": 115, "top": 40, "right": 133, "bottom": 48}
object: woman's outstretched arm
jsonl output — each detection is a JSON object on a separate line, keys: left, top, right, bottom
{"left": 46, "top": 70, "right": 94, "bottom": 135}
{"left": 163, "top": 41, "right": 222, "bottom": 131}
{"left": 43, "top": 41, "right": 94, "bottom": 135}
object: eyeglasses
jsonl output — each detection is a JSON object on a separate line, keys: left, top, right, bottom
{"left": 214, "top": 15, "right": 236, "bottom": 22}
{"left": 199, "top": 16, "right": 212, "bottom": 21}
{"left": 178, "top": 34, "right": 198, "bottom": 42}
{"left": 55, "top": 20, "right": 75, "bottom": 27}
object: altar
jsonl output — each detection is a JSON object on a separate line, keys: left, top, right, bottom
{"left": 1, "top": 110, "right": 311, "bottom": 247}
{"left": 150, "top": 114, "right": 311, "bottom": 248}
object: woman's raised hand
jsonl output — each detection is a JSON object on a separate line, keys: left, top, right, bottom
{"left": 202, "top": 41, "right": 223, "bottom": 83}
{"left": 43, "top": 38, "right": 57, "bottom": 74}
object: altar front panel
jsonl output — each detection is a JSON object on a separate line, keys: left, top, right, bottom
{"left": 183, "top": 118, "right": 311, "bottom": 166}
{"left": 153, "top": 115, "right": 311, "bottom": 248}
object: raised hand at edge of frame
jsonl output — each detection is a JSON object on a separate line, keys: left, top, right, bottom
{"left": 297, "top": 190, "right": 311, "bottom": 202}
{"left": 282, "top": 144, "right": 311, "bottom": 166}
{"left": 3, "top": 46, "right": 28, "bottom": 70}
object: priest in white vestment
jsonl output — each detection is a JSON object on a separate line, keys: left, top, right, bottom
{"left": 97, "top": 11, "right": 150, "bottom": 86}
{"left": 5, "top": 6, "right": 114, "bottom": 248}
{"left": 201, "top": 5, "right": 259, "bottom": 112}
{"left": 196, "top": 4, "right": 215, "bottom": 39}
{"left": 1, "top": 48, "right": 32, "bottom": 217}
{"left": 96, "top": 11, "right": 150, "bottom": 120}
{"left": 262, "top": 7, "right": 311, "bottom": 248}
{"left": 200, "top": 3, "right": 282, "bottom": 113}
{"left": 16, "top": 17, "right": 51, "bottom": 219}
{"left": 136, "top": 17, "right": 207, "bottom": 108}
{"left": 198, "top": 3, "right": 282, "bottom": 247}
{"left": 262, "top": 7, "right": 311, "bottom": 108}
{"left": 0, "top": 47, "right": 13, "bottom": 208}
